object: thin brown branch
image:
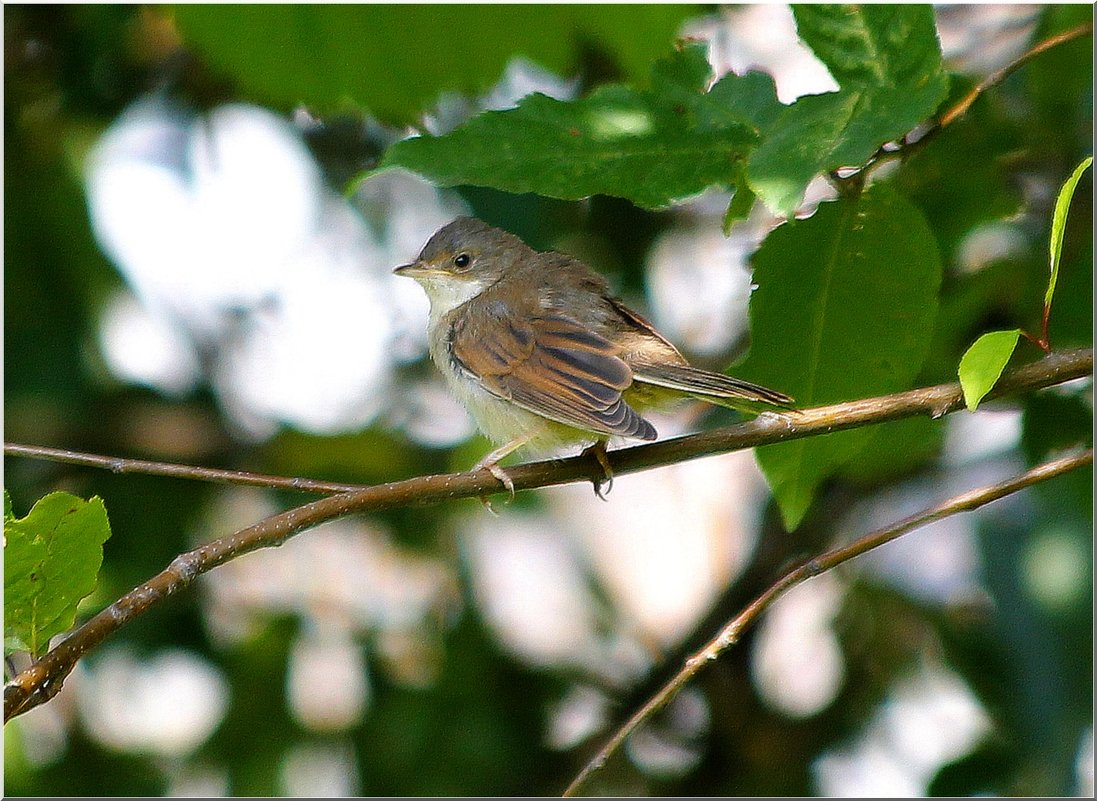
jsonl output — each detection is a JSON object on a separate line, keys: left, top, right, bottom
{"left": 3, "top": 443, "right": 369, "bottom": 495}
{"left": 937, "top": 21, "right": 1093, "bottom": 129}
{"left": 562, "top": 447, "right": 1094, "bottom": 797}
{"left": 7, "top": 348, "right": 1093, "bottom": 496}
{"left": 4, "top": 348, "right": 1091, "bottom": 721}
{"left": 849, "top": 20, "right": 1093, "bottom": 183}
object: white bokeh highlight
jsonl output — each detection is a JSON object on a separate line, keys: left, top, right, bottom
{"left": 287, "top": 627, "right": 371, "bottom": 733}
{"left": 461, "top": 515, "right": 604, "bottom": 669}
{"left": 552, "top": 449, "right": 765, "bottom": 650}
{"left": 645, "top": 222, "right": 755, "bottom": 357}
{"left": 73, "top": 648, "right": 229, "bottom": 757}
{"left": 85, "top": 97, "right": 468, "bottom": 440}
{"left": 97, "top": 289, "right": 202, "bottom": 395}
{"left": 279, "top": 741, "right": 360, "bottom": 798}
{"left": 751, "top": 574, "right": 846, "bottom": 719}
{"left": 813, "top": 661, "right": 991, "bottom": 796}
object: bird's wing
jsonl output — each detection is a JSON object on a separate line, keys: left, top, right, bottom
{"left": 449, "top": 309, "right": 656, "bottom": 440}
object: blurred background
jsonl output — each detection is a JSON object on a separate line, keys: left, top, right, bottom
{"left": 4, "top": 4, "right": 1092, "bottom": 796}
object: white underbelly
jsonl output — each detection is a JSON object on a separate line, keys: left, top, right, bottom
{"left": 430, "top": 342, "right": 599, "bottom": 456}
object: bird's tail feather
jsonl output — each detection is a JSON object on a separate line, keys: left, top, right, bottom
{"left": 631, "top": 363, "right": 793, "bottom": 408}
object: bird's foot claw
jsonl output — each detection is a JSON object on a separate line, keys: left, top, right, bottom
{"left": 581, "top": 442, "right": 614, "bottom": 501}
{"left": 487, "top": 463, "right": 516, "bottom": 499}
{"left": 478, "top": 494, "right": 501, "bottom": 516}
{"left": 474, "top": 459, "right": 516, "bottom": 513}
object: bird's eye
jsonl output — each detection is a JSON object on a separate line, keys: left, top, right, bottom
{"left": 453, "top": 253, "right": 471, "bottom": 269}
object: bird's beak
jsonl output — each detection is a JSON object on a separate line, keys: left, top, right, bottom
{"left": 394, "top": 260, "right": 457, "bottom": 280}
{"left": 393, "top": 261, "right": 428, "bottom": 278}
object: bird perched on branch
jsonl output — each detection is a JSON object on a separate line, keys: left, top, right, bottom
{"left": 395, "top": 217, "right": 793, "bottom": 501}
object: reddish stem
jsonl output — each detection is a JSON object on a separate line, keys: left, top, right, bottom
{"left": 1020, "top": 304, "right": 1053, "bottom": 354}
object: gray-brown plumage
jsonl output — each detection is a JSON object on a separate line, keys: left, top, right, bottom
{"left": 394, "top": 216, "right": 793, "bottom": 483}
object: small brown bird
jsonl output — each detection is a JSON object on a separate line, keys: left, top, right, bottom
{"left": 394, "top": 217, "right": 792, "bottom": 497}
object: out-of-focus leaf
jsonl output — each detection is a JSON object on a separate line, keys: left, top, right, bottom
{"left": 747, "top": 5, "right": 949, "bottom": 215}
{"left": 1026, "top": 4, "right": 1094, "bottom": 154}
{"left": 840, "top": 416, "right": 946, "bottom": 484}
{"left": 958, "top": 329, "right": 1021, "bottom": 410}
{"left": 737, "top": 184, "right": 942, "bottom": 529}
{"left": 723, "top": 183, "right": 757, "bottom": 233}
{"left": 1047, "top": 243, "right": 1093, "bottom": 348}
{"left": 174, "top": 5, "right": 698, "bottom": 124}
{"left": 380, "top": 45, "right": 775, "bottom": 209}
{"left": 1021, "top": 392, "right": 1094, "bottom": 466}
{"left": 4, "top": 492, "right": 112, "bottom": 658}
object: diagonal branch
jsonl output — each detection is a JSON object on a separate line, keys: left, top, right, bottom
{"left": 561, "top": 446, "right": 1094, "bottom": 796}
{"left": 843, "top": 20, "right": 1094, "bottom": 184}
{"left": 937, "top": 20, "right": 1093, "bottom": 129}
{"left": 3, "top": 348, "right": 1091, "bottom": 721}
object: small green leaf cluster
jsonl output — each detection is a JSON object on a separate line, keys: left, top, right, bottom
{"left": 958, "top": 156, "right": 1092, "bottom": 410}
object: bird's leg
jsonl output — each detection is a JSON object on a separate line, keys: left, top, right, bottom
{"left": 580, "top": 440, "right": 614, "bottom": 500}
{"left": 472, "top": 435, "right": 532, "bottom": 511}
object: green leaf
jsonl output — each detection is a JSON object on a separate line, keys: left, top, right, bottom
{"left": 380, "top": 45, "right": 770, "bottom": 209}
{"left": 747, "top": 5, "right": 949, "bottom": 216}
{"left": 175, "top": 5, "right": 697, "bottom": 124}
{"left": 6, "top": 635, "right": 30, "bottom": 654}
{"left": 4, "top": 492, "right": 113, "bottom": 658}
{"left": 736, "top": 184, "right": 942, "bottom": 529}
{"left": 792, "top": 5, "right": 943, "bottom": 88}
{"left": 1046, "top": 156, "right": 1092, "bottom": 307}
{"left": 748, "top": 81, "right": 949, "bottom": 217}
{"left": 958, "top": 329, "right": 1021, "bottom": 411}
{"left": 707, "top": 69, "right": 784, "bottom": 132}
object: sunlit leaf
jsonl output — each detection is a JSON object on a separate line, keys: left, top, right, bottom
{"left": 958, "top": 329, "right": 1021, "bottom": 411}
{"left": 1046, "top": 155, "right": 1092, "bottom": 307}
{"left": 747, "top": 5, "right": 949, "bottom": 215}
{"left": 792, "top": 4, "right": 943, "bottom": 88}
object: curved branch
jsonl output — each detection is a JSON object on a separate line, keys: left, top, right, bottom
{"left": 562, "top": 447, "right": 1094, "bottom": 797}
{"left": 4, "top": 348, "right": 1091, "bottom": 721}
